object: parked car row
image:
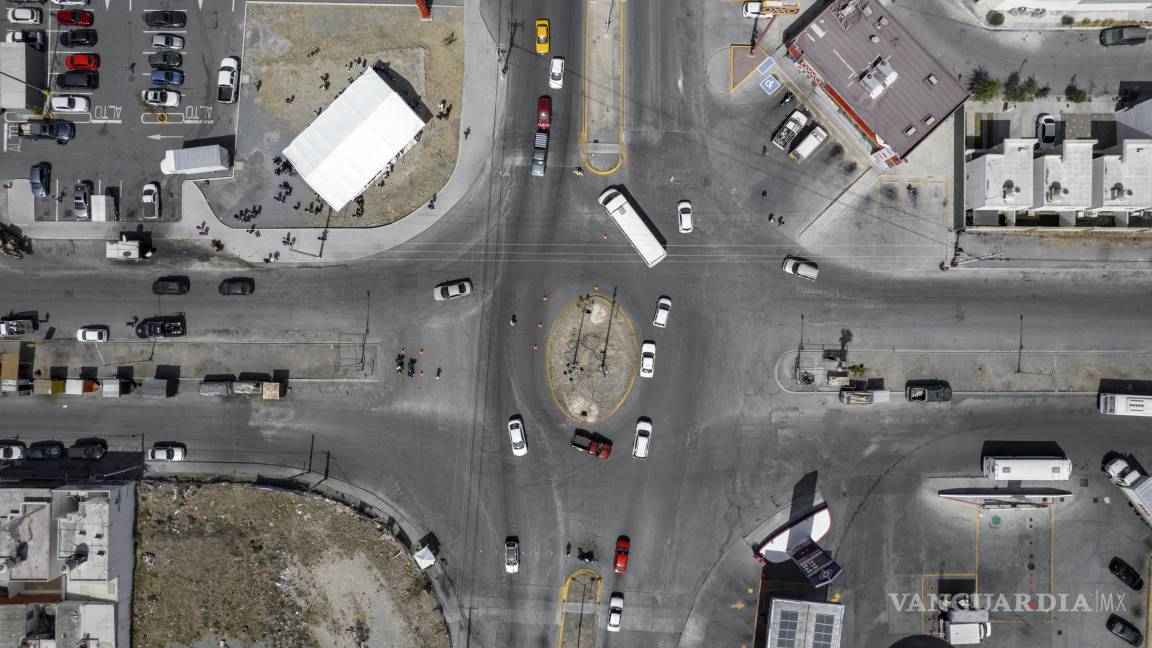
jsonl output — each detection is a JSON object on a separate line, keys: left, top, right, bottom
{"left": 141, "top": 11, "right": 187, "bottom": 108}
{"left": 0, "top": 438, "right": 186, "bottom": 462}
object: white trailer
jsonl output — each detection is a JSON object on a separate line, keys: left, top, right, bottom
{"left": 106, "top": 236, "right": 151, "bottom": 260}
{"left": 90, "top": 195, "right": 118, "bottom": 223}
{"left": 160, "top": 145, "right": 231, "bottom": 175}
{"left": 982, "top": 457, "right": 1072, "bottom": 481}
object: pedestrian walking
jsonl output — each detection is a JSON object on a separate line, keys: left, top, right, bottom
{"left": 435, "top": 368, "right": 442, "bottom": 380}
{"left": 761, "top": 190, "right": 768, "bottom": 200}
{"left": 510, "top": 314, "right": 517, "bottom": 326}
{"left": 777, "top": 216, "right": 784, "bottom": 225}
{"left": 464, "top": 127, "right": 471, "bottom": 139}
{"left": 768, "top": 212, "right": 775, "bottom": 223}
{"left": 762, "top": 145, "right": 767, "bottom": 156}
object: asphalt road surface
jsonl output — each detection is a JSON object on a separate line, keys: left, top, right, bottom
{"left": 4, "top": 1, "right": 1152, "bottom": 647}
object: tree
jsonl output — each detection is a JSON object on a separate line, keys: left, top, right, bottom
{"left": 1065, "top": 83, "right": 1090, "bottom": 103}
{"left": 987, "top": 11, "right": 1005, "bottom": 26}
{"left": 968, "top": 69, "right": 1003, "bottom": 101}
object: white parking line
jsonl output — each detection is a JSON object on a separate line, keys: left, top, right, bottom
{"left": 141, "top": 30, "right": 187, "bottom": 34}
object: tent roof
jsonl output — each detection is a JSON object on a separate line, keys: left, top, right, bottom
{"left": 283, "top": 70, "right": 426, "bottom": 211}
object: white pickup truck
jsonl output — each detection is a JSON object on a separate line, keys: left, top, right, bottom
{"left": 772, "top": 110, "right": 808, "bottom": 150}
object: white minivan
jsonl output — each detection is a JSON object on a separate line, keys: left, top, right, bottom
{"left": 633, "top": 418, "right": 652, "bottom": 459}
{"left": 982, "top": 456, "right": 1072, "bottom": 481}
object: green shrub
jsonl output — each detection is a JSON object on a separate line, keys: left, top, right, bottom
{"left": 1061, "top": 15, "right": 1074, "bottom": 26}
{"left": 1065, "top": 84, "right": 1090, "bottom": 103}
{"left": 968, "top": 69, "right": 1003, "bottom": 101}
{"left": 987, "top": 11, "right": 1005, "bottom": 26}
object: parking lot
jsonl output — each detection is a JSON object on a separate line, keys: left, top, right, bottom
{"left": 0, "top": 1, "right": 243, "bottom": 222}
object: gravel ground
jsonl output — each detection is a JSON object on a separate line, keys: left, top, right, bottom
{"left": 132, "top": 482, "right": 449, "bottom": 648}
{"left": 547, "top": 294, "right": 640, "bottom": 424}
{"left": 204, "top": 4, "right": 464, "bottom": 229}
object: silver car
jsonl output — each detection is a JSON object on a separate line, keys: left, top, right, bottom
{"left": 433, "top": 278, "right": 472, "bottom": 301}
{"left": 504, "top": 538, "right": 520, "bottom": 574}
{"left": 507, "top": 416, "right": 527, "bottom": 457}
{"left": 781, "top": 255, "right": 819, "bottom": 281}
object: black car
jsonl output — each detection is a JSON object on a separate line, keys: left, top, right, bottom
{"left": 905, "top": 380, "right": 953, "bottom": 402}
{"left": 58, "top": 28, "right": 96, "bottom": 48}
{"left": 9, "top": 29, "right": 44, "bottom": 50}
{"left": 147, "top": 51, "right": 182, "bottom": 68}
{"left": 1110, "top": 557, "right": 1144, "bottom": 590}
{"left": 72, "top": 438, "right": 108, "bottom": 460}
{"left": 26, "top": 441, "right": 66, "bottom": 461}
{"left": 56, "top": 70, "right": 97, "bottom": 90}
{"left": 152, "top": 276, "right": 190, "bottom": 295}
{"left": 135, "top": 316, "right": 185, "bottom": 339}
{"left": 29, "top": 162, "right": 50, "bottom": 198}
{"left": 1100, "top": 26, "right": 1148, "bottom": 47}
{"left": 19, "top": 120, "right": 74, "bottom": 144}
{"left": 219, "top": 277, "right": 255, "bottom": 295}
{"left": 143, "top": 10, "right": 186, "bottom": 28}
{"left": 1108, "top": 614, "right": 1143, "bottom": 646}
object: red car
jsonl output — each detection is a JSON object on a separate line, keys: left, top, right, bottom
{"left": 613, "top": 536, "right": 630, "bottom": 574}
{"left": 65, "top": 53, "right": 99, "bottom": 71}
{"left": 536, "top": 95, "right": 551, "bottom": 130}
{"left": 56, "top": 10, "right": 94, "bottom": 27}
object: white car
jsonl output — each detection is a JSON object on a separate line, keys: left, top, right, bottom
{"left": 548, "top": 56, "right": 565, "bottom": 89}
{"left": 652, "top": 296, "right": 671, "bottom": 328}
{"left": 7, "top": 8, "right": 42, "bottom": 24}
{"left": 639, "top": 341, "right": 655, "bottom": 378}
{"left": 781, "top": 255, "right": 819, "bottom": 281}
{"left": 607, "top": 593, "right": 624, "bottom": 632}
{"left": 75, "top": 325, "right": 108, "bottom": 342}
{"left": 49, "top": 94, "right": 89, "bottom": 113}
{"left": 142, "top": 182, "right": 161, "bottom": 220}
{"left": 1035, "top": 113, "right": 1056, "bottom": 147}
{"left": 0, "top": 444, "right": 24, "bottom": 461}
{"left": 504, "top": 539, "right": 520, "bottom": 574}
{"left": 507, "top": 415, "right": 527, "bottom": 457}
{"left": 742, "top": 1, "right": 764, "bottom": 17}
{"left": 50, "top": 0, "right": 89, "bottom": 5}
{"left": 677, "top": 200, "right": 693, "bottom": 233}
{"left": 217, "top": 56, "right": 240, "bottom": 103}
{"left": 151, "top": 33, "right": 184, "bottom": 50}
{"left": 633, "top": 418, "right": 652, "bottom": 459}
{"left": 142, "top": 88, "right": 181, "bottom": 107}
{"left": 147, "top": 444, "right": 185, "bottom": 462}
{"left": 434, "top": 278, "right": 473, "bottom": 301}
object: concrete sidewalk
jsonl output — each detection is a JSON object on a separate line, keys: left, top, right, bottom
{"left": 776, "top": 348, "right": 1152, "bottom": 394}
{"left": 582, "top": 0, "right": 624, "bottom": 174}
{"left": 0, "top": 1, "right": 504, "bottom": 264}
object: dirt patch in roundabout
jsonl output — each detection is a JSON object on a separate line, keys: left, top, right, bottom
{"left": 546, "top": 294, "right": 640, "bottom": 424}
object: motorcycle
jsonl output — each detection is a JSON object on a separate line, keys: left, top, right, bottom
{"left": 779, "top": 92, "right": 794, "bottom": 107}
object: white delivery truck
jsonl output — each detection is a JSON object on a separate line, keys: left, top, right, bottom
{"left": 90, "top": 195, "right": 117, "bottom": 222}
{"left": 1098, "top": 393, "right": 1152, "bottom": 417}
{"left": 160, "top": 145, "right": 231, "bottom": 175}
{"left": 982, "top": 456, "right": 1072, "bottom": 481}
{"left": 789, "top": 126, "right": 828, "bottom": 163}
{"left": 1105, "top": 458, "right": 1152, "bottom": 528}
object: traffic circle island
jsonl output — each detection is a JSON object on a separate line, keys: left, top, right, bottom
{"left": 546, "top": 293, "right": 639, "bottom": 424}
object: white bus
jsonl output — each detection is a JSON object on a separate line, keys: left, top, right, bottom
{"left": 598, "top": 187, "right": 667, "bottom": 268}
{"left": 1099, "top": 393, "right": 1152, "bottom": 417}
{"left": 982, "top": 456, "right": 1072, "bottom": 481}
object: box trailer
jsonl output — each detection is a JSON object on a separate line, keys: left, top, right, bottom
{"left": 1, "top": 353, "right": 28, "bottom": 393}
{"left": 982, "top": 456, "right": 1072, "bottom": 481}
{"left": 106, "top": 235, "right": 152, "bottom": 260}
{"left": 90, "top": 195, "right": 117, "bottom": 222}
{"left": 141, "top": 378, "right": 173, "bottom": 399}
{"left": 65, "top": 379, "right": 99, "bottom": 395}
{"left": 33, "top": 378, "right": 64, "bottom": 395}
{"left": 160, "top": 145, "right": 231, "bottom": 175}
{"left": 1106, "top": 458, "right": 1152, "bottom": 528}
{"left": 101, "top": 379, "right": 128, "bottom": 398}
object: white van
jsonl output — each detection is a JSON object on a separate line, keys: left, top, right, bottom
{"left": 1098, "top": 393, "right": 1152, "bottom": 417}
{"left": 982, "top": 456, "right": 1072, "bottom": 481}
{"left": 789, "top": 126, "right": 828, "bottom": 163}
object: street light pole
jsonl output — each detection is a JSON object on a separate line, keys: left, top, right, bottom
{"left": 600, "top": 287, "right": 617, "bottom": 376}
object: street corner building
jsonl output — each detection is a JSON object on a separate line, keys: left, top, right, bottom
{"left": 786, "top": 0, "right": 969, "bottom": 167}
{"left": 283, "top": 67, "right": 428, "bottom": 212}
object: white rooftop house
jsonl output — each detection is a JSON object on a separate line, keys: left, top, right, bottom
{"left": 1033, "top": 139, "right": 1096, "bottom": 226}
{"left": 965, "top": 139, "right": 1037, "bottom": 226}
{"left": 1091, "top": 139, "right": 1152, "bottom": 224}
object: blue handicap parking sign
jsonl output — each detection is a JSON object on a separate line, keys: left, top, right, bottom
{"left": 757, "top": 57, "right": 776, "bottom": 75}
{"left": 759, "top": 74, "right": 781, "bottom": 96}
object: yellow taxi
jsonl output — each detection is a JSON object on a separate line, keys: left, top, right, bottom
{"left": 535, "top": 19, "right": 550, "bottom": 55}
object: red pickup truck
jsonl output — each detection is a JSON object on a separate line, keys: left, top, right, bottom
{"left": 571, "top": 429, "right": 612, "bottom": 460}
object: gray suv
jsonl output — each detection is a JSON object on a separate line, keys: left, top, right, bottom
{"left": 29, "top": 162, "right": 49, "bottom": 198}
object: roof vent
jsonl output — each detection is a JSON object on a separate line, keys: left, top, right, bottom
{"left": 925, "top": 74, "right": 938, "bottom": 85}
{"left": 923, "top": 115, "right": 936, "bottom": 126}
{"left": 903, "top": 124, "right": 917, "bottom": 136}
{"left": 869, "top": 34, "right": 879, "bottom": 43}
{"left": 875, "top": 16, "right": 889, "bottom": 28}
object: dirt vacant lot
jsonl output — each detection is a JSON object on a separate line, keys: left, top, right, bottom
{"left": 133, "top": 482, "right": 449, "bottom": 648}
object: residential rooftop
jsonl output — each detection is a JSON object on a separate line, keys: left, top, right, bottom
{"left": 1034, "top": 140, "right": 1096, "bottom": 209}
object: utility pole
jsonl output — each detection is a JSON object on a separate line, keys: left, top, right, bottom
{"left": 600, "top": 287, "right": 617, "bottom": 376}
{"left": 501, "top": 20, "right": 522, "bottom": 77}
{"left": 1016, "top": 314, "right": 1024, "bottom": 374}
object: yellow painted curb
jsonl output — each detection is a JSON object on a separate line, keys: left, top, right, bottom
{"left": 581, "top": 0, "right": 626, "bottom": 176}
{"left": 556, "top": 569, "right": 603, "bottom": 648}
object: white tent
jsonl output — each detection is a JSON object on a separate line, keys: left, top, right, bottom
{"left": 282, "top": 69, "right": 426, "bottom": 211}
